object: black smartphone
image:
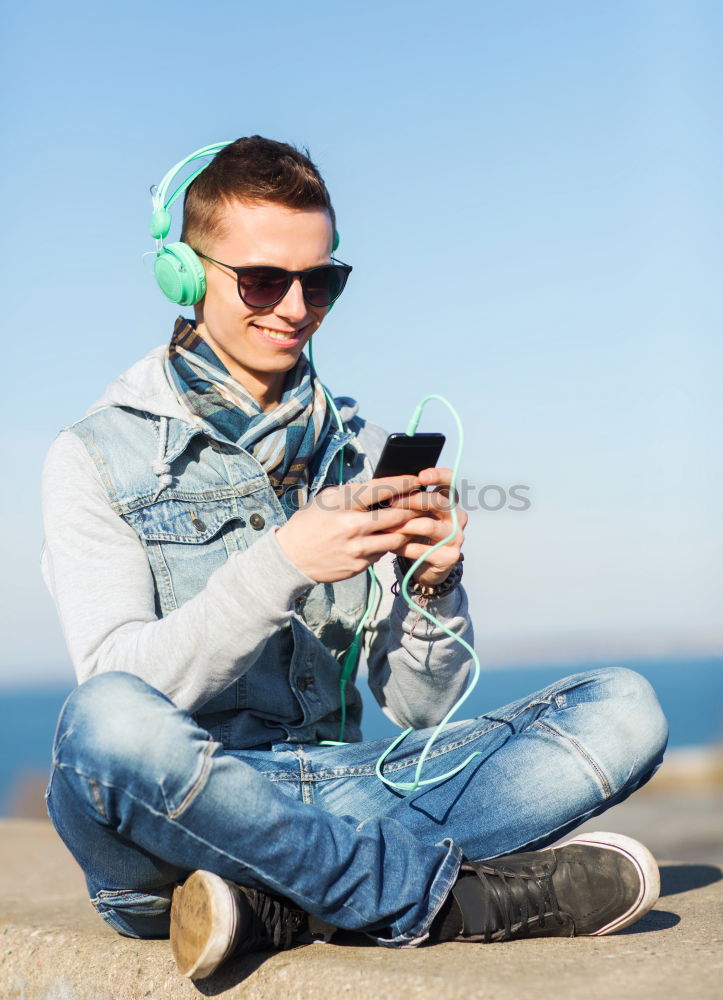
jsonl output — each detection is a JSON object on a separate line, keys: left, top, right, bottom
{"left": 368, "top": 432, "right": 446, "bottom": 509}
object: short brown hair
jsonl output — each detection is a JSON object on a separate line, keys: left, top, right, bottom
{"left": 181, "top": 136, "right": 335, "bottom": 252}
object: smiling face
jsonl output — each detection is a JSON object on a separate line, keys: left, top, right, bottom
{"left": 193, "top": 199, "right": 334, "bottom": 410}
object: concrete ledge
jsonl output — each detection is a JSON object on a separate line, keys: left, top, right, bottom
{"left": 1, "top": 808, "right": 722, "bottom": 1000}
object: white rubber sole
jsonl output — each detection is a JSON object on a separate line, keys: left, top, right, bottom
{"left": 555, "top": 830, "right": 661, "bottom": 935}
{"left": 170, "top": 870, "right": 241, "bottom": 979}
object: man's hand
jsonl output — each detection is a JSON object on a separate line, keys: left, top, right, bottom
{"left": 386, "top": 467, "right": 467, "bottom": 588}
{"left": 276, "top": 476, "right": 425, "bottom": 583}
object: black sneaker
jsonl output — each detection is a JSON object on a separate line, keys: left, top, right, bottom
{"left": 170, "top": 870, "right": 308, "bottom": 979}
{"left": 433, "top": 831, "right": 660, "bottom": 943}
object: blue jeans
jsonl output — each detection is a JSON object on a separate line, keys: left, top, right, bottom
{"left": 46, "top": 667, "right": 668, "bottom": 947}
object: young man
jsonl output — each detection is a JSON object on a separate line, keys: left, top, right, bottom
{"left": 41, "top": 136, "right": 669, "bottom": 979}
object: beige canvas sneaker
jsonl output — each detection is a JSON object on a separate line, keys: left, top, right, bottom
{"left": 170, "top": 869, "right": 311, "bottom": 979}
{"left": 170, "top": 870, "right": 243, "bottom": 979}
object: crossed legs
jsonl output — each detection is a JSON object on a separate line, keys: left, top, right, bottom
{"left": 46, "top": 667, "right": 668, "bottom": 945}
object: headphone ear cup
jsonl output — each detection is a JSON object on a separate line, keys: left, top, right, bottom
{"left": 154, "top": 242, "right": 206, "bottom": 305}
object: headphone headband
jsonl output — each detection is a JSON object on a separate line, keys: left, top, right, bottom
{"left": 150, "top": 141, "right": 232, "bottom": 240}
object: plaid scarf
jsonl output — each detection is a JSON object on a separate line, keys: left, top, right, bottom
{"left": 167, "top": 317, "right": 332, "bottom": 517}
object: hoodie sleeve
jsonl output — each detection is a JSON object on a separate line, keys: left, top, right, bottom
{"left": 41, "top": 431, "right": 315, "bottom": 713}
{"left": 362, "top": 553, "right": 473, "bottom": 730}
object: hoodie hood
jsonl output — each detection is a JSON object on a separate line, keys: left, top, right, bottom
{"left": 85, "top": 343, "right": 361, "bottom": 502}
{"left": 87, "top": 345, "right": 198, "bottom": 424}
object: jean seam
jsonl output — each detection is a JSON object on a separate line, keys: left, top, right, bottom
{"left": 91, "top": 889, "right": 165, "bottom": 906}
{"left": 322, "top": 724, "right": 506, "bottom": 777}
{"left": 51, "top": 724, "right": 75, "bottom": 766}
{"left": 167, "top": 739, "right": 216, "bottom": 819}
{"left": 532, "top": 720, "right": 613, "bottom": 797}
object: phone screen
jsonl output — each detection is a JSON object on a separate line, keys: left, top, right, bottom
{"left": 367, "top": 433, "right": 446, "bottom": 509}
{"left": 372, "top": 433, "right": 446, "bottom": 479}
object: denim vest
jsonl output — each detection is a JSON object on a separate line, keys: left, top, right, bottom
{"left": 66, "top": 396, "right": 388, "bottom": 748}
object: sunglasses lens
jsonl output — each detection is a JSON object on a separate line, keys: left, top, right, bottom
{"left": 238, "top": 269, "right": 289, "bottom": 308}
{"left": 236, "top": 264, "right": 351, "bottom": 308}
{"left": 303, "top": 266, "right": 349, "bottom": 306}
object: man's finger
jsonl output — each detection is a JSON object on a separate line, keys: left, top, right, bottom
{"left": 418, "top": 467, "right": 454, "bottom": 487}
{"left": 388, "top": 489, "right": 458, "bottom": 514}
{"left": 359, "top": 531, "right": 413, "bottom": 558}
{"left": 396, "top": 517, "right": 455, "bottom": 541}
{"left": 349, "top": 475, "right": 421, "bottom": 511}
{"left": 358, "top": 505, "right": 421, "bottom": 534}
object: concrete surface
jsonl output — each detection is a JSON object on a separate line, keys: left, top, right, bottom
{"left": 1, "top": 773, "right": 722, "bottom": 1000}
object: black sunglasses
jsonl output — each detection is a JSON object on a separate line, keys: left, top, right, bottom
{"left": 195, "top": 252, "right": 352, "bottom": 309}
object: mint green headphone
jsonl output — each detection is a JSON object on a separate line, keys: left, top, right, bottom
{"left": 150, "top": 141, "right": 340, "bottom": 306}
{"left": 150, "top": 141, "right": 232, "bottom": 306}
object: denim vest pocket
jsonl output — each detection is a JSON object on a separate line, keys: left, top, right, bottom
{"left": 285, "top": 618, "right": 364, "bottom": 742}
{"left": 124, "top": 496, "right": 250, "bottom": 615}
{"left": 300, "top": 573, "right": 370, "bottom": 659}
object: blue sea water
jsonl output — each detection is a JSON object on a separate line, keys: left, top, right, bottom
{"left": 1, "top": 655, "right": 721, "bottom": 816}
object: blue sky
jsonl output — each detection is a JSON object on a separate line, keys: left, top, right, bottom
{"left": 1, "top": 0, "right": 721, "bottom": 683}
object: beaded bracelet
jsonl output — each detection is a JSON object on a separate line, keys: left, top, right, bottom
{"left": 392, "top": 555, "right": 464, "bottom": 602}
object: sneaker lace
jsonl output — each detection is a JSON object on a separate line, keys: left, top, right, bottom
{"left": 478, "top": 862, "right": 566, "bottom": 941}
{"left": 243, "top": 889, "right": 306, "bottom": 950}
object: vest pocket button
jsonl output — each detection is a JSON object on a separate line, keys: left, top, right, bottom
{"left": 249, "top": 513, "right": 265, "bottom": 530}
